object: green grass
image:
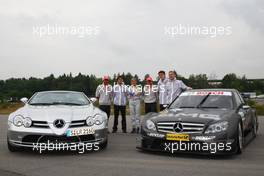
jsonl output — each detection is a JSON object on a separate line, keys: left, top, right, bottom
{"left": 255, "top": 104, "right": 264, "bottom": 115}
{"left": 247, "top": 100, "right": 264, "bottom": 115}
{"left": 0, "top": 103, "right": 23, "bottom": 114}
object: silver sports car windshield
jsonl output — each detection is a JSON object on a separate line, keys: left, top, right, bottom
{"left": 169, "top": 91, "right": 234, "bottom": 109}
{"left": 28, "top": 92, "right": 90, "bottom": 106}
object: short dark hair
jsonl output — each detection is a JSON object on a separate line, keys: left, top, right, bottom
{"left": 116, "top": 75, "right": 123, "bottom": 81}
{"left": 158, "top": 70, "right": 165, "bottom": 74}
{"left": 131, "top": 77, "right": 137, "bottom": 81}
{"left": 169, "top": 70, "right": 177, "bottom": 76}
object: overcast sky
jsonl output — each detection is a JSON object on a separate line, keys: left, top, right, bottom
{"left": 0, "top": 0, "right": 263, "bottom": 80}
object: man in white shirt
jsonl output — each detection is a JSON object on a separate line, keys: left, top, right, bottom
{"left": 166, "top": 70, "right": 192, "bottom": 104}
{"left": 112, "top": 76, "right": 128, "bottom": 133}
{"left": 95, "top": 75, "right": 112, "bottom": 119}
{"left": 157, "top": 70, "right": 168, "bottom": 111}
{"left": 143, "top": 76, "right": 158, "bottom": 114}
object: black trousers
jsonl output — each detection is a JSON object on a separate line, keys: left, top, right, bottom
{"left": 159, "top": 104, "right": 167, "bottom": 111}
{"left": 145, "top": 102, "right": 157, "bottom": 114}
{"left": 113, "top": 105, "right": 126, "bottom": 131}
{"left": 99, "top": 105, "right": 111, "bottom": 119}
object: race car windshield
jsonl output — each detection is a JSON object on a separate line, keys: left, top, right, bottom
{"left": 28, "top": 92, "right": 90, "bottom": 106}
{"left": 169, "top": 91, "right": 234, "bottom": 109}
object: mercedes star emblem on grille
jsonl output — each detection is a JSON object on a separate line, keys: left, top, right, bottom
{"left": 173, "top": 122, "right": 183, "bottom": 133}
{"left": 53, "top": 119, "right": 65, "bottom": 128}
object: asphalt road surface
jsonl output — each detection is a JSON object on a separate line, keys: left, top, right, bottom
{"left": 0, "top": 115, "right": 264, "bottom": 176}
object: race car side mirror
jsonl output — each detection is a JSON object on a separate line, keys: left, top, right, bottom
{"left": 20, "top": 97, "right": 28, "bottom": 104}
{"left": 242, "top": 105, "right": 250, "bottom": 110}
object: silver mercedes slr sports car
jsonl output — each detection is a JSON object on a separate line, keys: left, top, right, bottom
{"left": 7, "top": 91, "right": 108, "bottom": 153}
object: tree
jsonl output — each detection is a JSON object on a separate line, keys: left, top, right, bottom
{"left": 222, "top": 73, "right": 242, "bottom": 90}
{"left": 0, "top": 72, "right": 263, "bottom": 102}
{"left": 188, "top": 74, "right": 209, "bottom": 89}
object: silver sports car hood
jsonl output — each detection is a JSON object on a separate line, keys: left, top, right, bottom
{"left": 12, "top": 104, "right": 96, "bottom": 123}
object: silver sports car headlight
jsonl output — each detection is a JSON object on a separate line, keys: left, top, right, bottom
{"left": 86, "top": 116, "right": 95, "bottom": 126}
{"left": 146, "top": 120, "right": 156, "bottom": 131}
{"left": 23, "top": 117, "right": 32, "bottom": 128}
{"left": 94, "top": 114, "right": 104, "bottom": 125}
{"left": 13, "top": 115, "right": 23, "bottom": 127}
{"left": 86, "top": 114, "right": 104, "bottom": 126}
{"left": 13, "top": 115, "right": 32, "bottom": 128}
{"left": 205, "top": 121, "right": 228, "bottom": 134}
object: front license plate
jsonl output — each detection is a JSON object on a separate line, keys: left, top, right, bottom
{"left": 166, "top": 133, "right": 189, "bottom": 141}
{"left": 66, "top": 127, "right": 95, "bottom": 137}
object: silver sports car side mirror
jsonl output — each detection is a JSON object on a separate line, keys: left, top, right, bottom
{"left": 163, "top": 104, "right": 168, "bottom": 108}
{"left": 90, "top": 97, "right": 97, "bottom": 103}
{"left": 20, "top": 97, "right": 28, "bottom": 104}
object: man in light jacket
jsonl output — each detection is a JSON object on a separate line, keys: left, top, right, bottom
{"left": 144, "top": 76, "right": 158, "bottom": 114}
{"left": 112, "top": 76, "right": 128, "bottom": 133}
{"left": 166, "top": 70, "right": 192, "bottom": 104}
{"left": 128, "top": 78, "right": 141, "bottom": 133}
{"left": 95, "top": 75, "right": 112, "bottom": 119}
{"left": 157, "top": 70, "right": 168, "bottom": 111}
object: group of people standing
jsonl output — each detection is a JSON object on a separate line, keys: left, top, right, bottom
{"left": 95, "top": 70, "right": 191, "bottom": 134}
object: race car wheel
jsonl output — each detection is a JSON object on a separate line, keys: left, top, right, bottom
{"left": 252, "top": 117, "right": 258, "bottom": 138}
{"left": 236, "top": 122, "right": 243, "bottom": 154}
{"left": 99, "top": 139, "right": 108, "bottom": 150}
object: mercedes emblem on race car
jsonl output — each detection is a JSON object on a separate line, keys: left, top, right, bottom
{"left": 173, "top": 122, "right": 183, "bottom": 133}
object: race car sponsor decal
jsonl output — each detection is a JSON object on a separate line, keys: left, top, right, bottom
{"left": 157, "top": 112, "right": 221, "bottom": 120}
{"left": 166, "top": 133, "right": 189, "bottom": 141}
{"left": 147, "top": 133, "right": 165, "bottom": 138}
{"left": 191, "top": 136, "right": 216, "bottom": 141}
{"left": 174, "top": 113, "right": 221, "bottom": 120}
{"left": 180, "top": 91, "right": 232, "bottom": 96}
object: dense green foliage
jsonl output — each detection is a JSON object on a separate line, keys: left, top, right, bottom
{"left": 0, "top": 73, "right": 263, "bottom": 101}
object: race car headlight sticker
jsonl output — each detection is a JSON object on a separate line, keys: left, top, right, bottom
{"left": 205, "top": 121, "right": 228, "bottom": 134}
{"left": 23, "top": 117, "right": 32, "bottom": 128}
{"left": 146, "top": 120, "right": 156, "bottom": 131}
{"left": 13, "top": 115, "right": 23, "bottom": 127}
{"left": 86, "top": 116, "right": 94, "bottom": 126}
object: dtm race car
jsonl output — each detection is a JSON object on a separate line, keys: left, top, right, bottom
{"left": 137, "top": 89, "right": 258, "bottom": 155}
